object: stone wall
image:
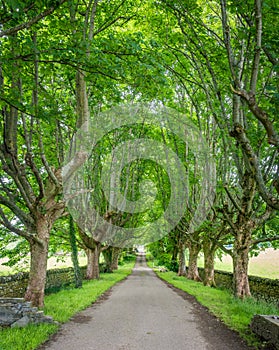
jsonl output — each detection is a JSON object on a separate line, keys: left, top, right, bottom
{"left": 45, "top": 266, "right": 87, "bottom": 294}
{"left": 0, "top": 298, "right": 56, "bottom": 328}
{"left": 1, "top": 265, "right": 278, "bottom": 304}
{"left": 250, "top": 315, "right": 279, "bottom": 349}
{"left": 249, "top": 276, "right": 279, "bottom": 305}
{"left": 0, "top": 272, "right": 29, "bottom": 298}
{"left": 198, "top": 268, "right": 279, "bottom": 304}
{"left": 0, "top": 266, "right": 87, "bottom": 298}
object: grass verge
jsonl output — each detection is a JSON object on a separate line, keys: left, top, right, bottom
{"left": 0, "top": 261, "right": 134, "bottom": 350}
{"left": 155, "top": 270, "right": 279, "bottom": 348}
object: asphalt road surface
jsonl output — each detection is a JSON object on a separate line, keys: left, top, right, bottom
{"left": 40, "top": 255, "right": 253, "bottom": 350}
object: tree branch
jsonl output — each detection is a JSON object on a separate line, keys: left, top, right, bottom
{"left": 0, "top": 194, "right": 34, "bottom": 227}
{"left": 224, "top": 185, "right": 242, "bottom": 213}
{"left": 37, "top": 122, "right": 60, "bottom": 189}
{"left": 250, "top": 0, "right": 262, "bottom": 93}
{"left": 253, "top": 205, "right": 274, "bottom": 226}
{"left": 222, "top": 210, "right": 239, "bottom": 237}
{"left": 251, "top": 235, "right": 279, "bottom": 246}
{"left": 0, "top": 3, "right": 35, "bottom": 25}
{"left": 220, "top": 0, "right": 238, "bottom": 84}
{"left": 229, "top": 123, "right": 279, "bottom": 209}
{"left": 77, "top": 227, "right": 96, "bottom": 250}
{"left": 0, "top": 208, "right": 37, "bottom": 243}
{"left": 0, "top": 149, "right": 35, "bottom": 211}
{"left": 231, "top": 86, "right": 279, "bottom": 148}
{"left": 0, "top": 0, "right": 67, "bottom": 38}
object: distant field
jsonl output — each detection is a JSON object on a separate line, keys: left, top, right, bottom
{"left": 198, "top": 248, "right": 279, "bottom": 279}
{"left": 1, "top": 248, "right": 278, "bottom": 279}
{"left": 0, "top": 256, "right": 87, "bottom": 276}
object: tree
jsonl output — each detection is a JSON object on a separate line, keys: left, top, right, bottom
{"left": 0, "top": 0, "right": 169, "bottom": 306}
{"left": 1, "top": 0, "right": 277, "bottom": 305}
{"left": 102, "top": 246, "right": 122, "bottom": 272}
{"left": 0, "top": 23, "right": 67, "bottom": 306}
{"left": 153, "top": 0, "right": 278, "bottom": 296}
{"left": 220, "top": 0, "right": 279, "bottom": 210}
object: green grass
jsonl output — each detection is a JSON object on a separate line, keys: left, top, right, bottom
{"left": 156, "top": 271, "right": 279, "bottom": 348}
{"left": 44, "top": 263, "right": 134, "bottom": 323}
{"left": 0, "top": 262, "right": 134, "bottom": 350}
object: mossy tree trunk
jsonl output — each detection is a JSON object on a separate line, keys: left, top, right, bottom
{"left": 85, "top": 243, "right": 101, "bottom": 279}
{"left": 203, "top": 239, "right": 217, "bottom": 287}
{"left": 187, "top": 241, "right": 202, "bottom": 281}
{"left": 177, "top": 242, "right": 187, "bottom": 276}
{"left": 24, "top": 217, "right": 49, "bottom": 308}
{"left": 111, "top": 247, "right": 121, "bottom": 270}
{"left": 103, "top": 246, "right": 122, "bottom": 272}
{"left": 232, "top": 226, "right": 252, "bottom": 298}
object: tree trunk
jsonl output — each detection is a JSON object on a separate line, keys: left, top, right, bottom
{"left": 92, "top": 244, "right": 100, "bottom": 279}
{"left": 177, "top": 242, "right": 186, "bottom": 276}
{"left": 187, "top": 241, "right": 202, "bottom": 281}
{"left": 69, "top": 215, "right": 82, "bottom": 288}
{"left": 111, "top": 247, "right": 121, "bottom": 270}
{"left": 233, "top": 244, "right": 251, "bottom": 298}
{"left": 203, "top": 240, "right": 216, "bottom": 287}
{"left": 85, "top": 244, "right": 101, "bottom": 280}
{"left": 86, "top": 248, "right": 94, "bottom": 279}
{"left": 170, "top": 243, "right": 178, "bottom": 272}
{"left": 103, "top": 247, "right": 113, "bottom": 272}
{"left": 24, "top": 218, "right": 49, "bottom": 308}
{"left": 103, "top": 247, "right": 121, "bottom": 272}
{"left": 76, "top": 71, "right": 90, "bottom": 129}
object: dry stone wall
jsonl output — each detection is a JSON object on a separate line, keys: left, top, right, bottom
{"left": 0, "top": 266, "right": 87, "bottom": 298}
{"left": 250, "top": 315, "right": 279, "bottom": 349}
{"left": 0, "top": 298, "right": 56, "bottom": 328}
{"left": 198, "top": 268, "right": 279, "bottom": 305}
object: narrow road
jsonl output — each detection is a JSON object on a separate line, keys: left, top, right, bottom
{"left": 41, "top": 255, "right": 252, "bottom": 350}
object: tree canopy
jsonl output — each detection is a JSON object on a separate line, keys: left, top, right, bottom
{"left": 0, "top": 0, "right": 278, "bottom": 306}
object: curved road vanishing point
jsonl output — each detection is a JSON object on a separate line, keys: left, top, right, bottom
{"left": 40, "top": 255, "right": 253, "bottom": 350}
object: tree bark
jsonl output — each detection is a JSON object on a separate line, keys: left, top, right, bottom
{"left": 102, "top": 247, "right": 113, "bottom": 272}
{"left": 203, "top": 240, "right": 216, "bottom": 287}
{"left": 85, "top": 244, "right": 101, "bottom": 280}
{"left": 177, "top": 242, "right": 186, "bottom": 276}
{"left": 92, "top": 244, "right": 101, "bottom": 279}
{"left": 24, "top": 217, "right": 49, "bottom": 307}
{"left": 86, "top": 248, "right": 94, "bottom": 279}
{"left": 103, "top": 246, "right": 121, "bottom": 272}
{"left": 233, "top": 239, "right": 251, "bottom": 298}
{"left": 111, "top": 247, "right": 121, "bottom": 270}
{"left": 187, "top": 241, "right": 202, "bottom": 281}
